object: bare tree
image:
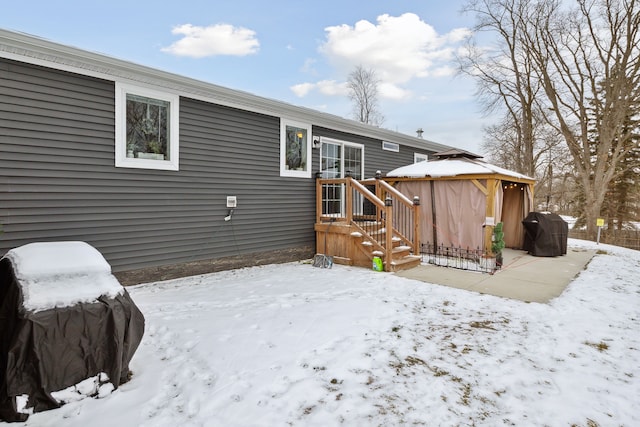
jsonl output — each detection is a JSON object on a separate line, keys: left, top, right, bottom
{"left": 522, "top": 0, "right": 640, "bottom": 238}
{"left": 459, "top": 0, "right": 543, "bottom": 177}
{"left": 481, "top": 111, "right": 571, "bottom": 209}
{"left": 596, "top": 103, "right": 640, "bottom": 229}
{"left": 464, "top": 0, "right": 640, "bottom": 239}
{"left": 347, "top": 65, "right": 384, "bottom": 126}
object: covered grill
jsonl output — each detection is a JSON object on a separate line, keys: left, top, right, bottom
{"left": 522, "top": 212, "right": 568, "bottom": 257}
{"left": 0, "top": 242, "right": 145, "bottom": 422}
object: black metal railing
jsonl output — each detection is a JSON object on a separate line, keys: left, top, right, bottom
{"left": 421, "top": 242, "right": 496, "bottom": 273}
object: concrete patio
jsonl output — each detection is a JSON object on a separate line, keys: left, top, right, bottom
{"left": 395, "top": 247, "right": 597, "bottom": 303}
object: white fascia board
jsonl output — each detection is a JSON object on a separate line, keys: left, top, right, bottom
{"left": 0, "top": 28, "right": 454, "bottom": 153}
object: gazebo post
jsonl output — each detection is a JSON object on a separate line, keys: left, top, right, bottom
{"left": 413, "top": 196, "right": 421, "bottom": 255}
{"left": 484, "top": 178, "right": 497, "bottom": 256}
{"left": 384, "top": 196, "right": 393, "bottom": 271}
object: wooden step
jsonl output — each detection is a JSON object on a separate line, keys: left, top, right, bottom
{"left": 348, "top": 226, "right": 420, "bottom": 272}
{"left": 389, "top": 255, "right": 422, "bottom": 272}
{"left": 392, "top": 245, "right": 412, "bottom": 258}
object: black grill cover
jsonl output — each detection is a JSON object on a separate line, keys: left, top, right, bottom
{"left": 0, "top": 254, "right": 145, "bottom": 422}
{"left": 522, "top": 212, "right": 568, "bottom": 256}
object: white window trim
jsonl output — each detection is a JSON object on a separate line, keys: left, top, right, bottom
{"left": 115, "top": 82, "right": 180, "bottom": 171}
{"left": 319, "top": 136, "right": 365, "bottom": 179}
{"left": 382, "top": 141, "right": 399, "bottom": 152}
{"left": 280, "top": 118, "right": 312, "bottom": 178}
{"left": 414, "top": 152, "right": 429, "bottom": 163}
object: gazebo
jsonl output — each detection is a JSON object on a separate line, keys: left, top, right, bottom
{"left": 384, "top": 150, "right": 536, "bottom": 256}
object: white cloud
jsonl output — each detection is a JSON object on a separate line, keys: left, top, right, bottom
{"left": 378, "top": 82, "right": 412, "bottom": 100}
{"left": 162, "top": 23, "right": 259, "bottom": 57}
{"left": 316, "top": 80, "right": 349, "bottom": 96}
{"left": 300, "top": 58, "right": 317, "bottom": 74}
{"left": 290, "top": 82, "right": 315, "bottom": 97}
{"left": 292, "top": 13, "right": 471, "bottom": 101}
{"left": 431, "top": 66, "right": 457, "bottom": 78}
{"left": 320, "top": 13, "right": 468, "bottom": 83}
{"left": 290, "top": 80, "right": 348, "bottom": 98}
{"left": 447, "top": 27, "right": 472, "bottom": 43}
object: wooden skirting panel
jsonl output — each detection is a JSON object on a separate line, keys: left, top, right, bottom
{"left": 315, "top": 222, "right": 380, "bottom": 269}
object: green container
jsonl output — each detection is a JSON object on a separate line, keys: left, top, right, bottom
{"left": 372, "top": 256, "right": 383, "bottom": 271}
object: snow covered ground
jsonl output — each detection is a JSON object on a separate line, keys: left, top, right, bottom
{"left": 11, "top": 239, "right": 640, "bottom": 426}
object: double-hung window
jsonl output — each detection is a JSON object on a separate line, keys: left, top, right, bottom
{"left": 115, "top": 82, "right": 180, "bottom": 171}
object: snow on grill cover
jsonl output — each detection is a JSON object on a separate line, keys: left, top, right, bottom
{"left": 0, "top": 242, "right": 145, "bottom": 422}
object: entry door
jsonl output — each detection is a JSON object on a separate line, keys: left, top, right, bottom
{"left": 320, "top": 139, "right": 363, "bottom": 179}
{"left": 320, "top": 139, "right": 364, "bottom": 216}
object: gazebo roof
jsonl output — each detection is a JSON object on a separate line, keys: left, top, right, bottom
{"left": 432, "top": 149, "right": 483, "bottom": 160}
{"left": 386, "top": 156, "right": 534, "bottom": 181}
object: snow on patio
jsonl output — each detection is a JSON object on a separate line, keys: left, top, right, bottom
{"left": 14, "top": 239, "right": 640, "bottom": 426}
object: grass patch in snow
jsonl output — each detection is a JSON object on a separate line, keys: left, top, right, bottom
{"left": 583, "top": 341, "right": 609, "bottom": 352}
{"left": 469, "top": 320, "right": 497, "bottom": 330}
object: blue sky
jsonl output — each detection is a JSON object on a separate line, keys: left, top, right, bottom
{"left": 1, "top": 0, "right": 490, "bottom": 154}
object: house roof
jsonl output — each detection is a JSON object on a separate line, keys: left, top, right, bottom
{"left": 386, "top": 157, "right": 535, "bottom": 181}
{"left": 0, "top": 28, "right": 454, "bottom": 153}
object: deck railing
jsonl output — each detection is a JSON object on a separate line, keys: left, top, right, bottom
{"left": 316, "top": 176, "right": 420, "bottom": 269}
{"left": 376, "top": 179, "right": 421, "bottom": 251}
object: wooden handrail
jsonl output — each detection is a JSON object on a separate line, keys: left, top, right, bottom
{"left": 385, "top": 201, "right": 393, "bottom": 271}
{"left": 378, "top": 179, "right": 414, "bottom": 207}
{"left": 348, "top": 178, "right": 386, "bottom": 209}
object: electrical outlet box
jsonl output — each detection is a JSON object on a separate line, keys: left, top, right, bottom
{"left": 226, "top": 196, "right": 237, "bottom": 208}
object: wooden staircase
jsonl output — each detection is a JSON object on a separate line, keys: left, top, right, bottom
{"left": 315, "top": 177, "right": 422, "bottom": 273}
{"left": 351, "top": 229, "right": 421, "bottom": 272}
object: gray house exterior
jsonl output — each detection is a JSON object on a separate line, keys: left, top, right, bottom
{"left": 0, "top": 29, "right": 453, "bottom": 284}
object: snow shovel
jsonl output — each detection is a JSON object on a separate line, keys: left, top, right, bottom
{"left": 313, "top": 220, "right": 334, "bottom": 268}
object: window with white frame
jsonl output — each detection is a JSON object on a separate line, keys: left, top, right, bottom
{"left": 319, "top": 137, "right": 364, "bottom": 179}
{"left": 414, "top": 152, "right": 428, "bottom": 163}
{"left": 280, "top": 118, "right": 312, "bottom": 178}
{"left": 115, "top": 82, "right": 180, "bottom": 171}
{"left": 382, "top": 141, "right": 399, "bottom": 152}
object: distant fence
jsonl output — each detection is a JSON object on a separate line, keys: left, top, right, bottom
{"left": 569, "top": 229, "right": 640, "bottom": 251}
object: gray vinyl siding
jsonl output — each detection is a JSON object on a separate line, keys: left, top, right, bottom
{"left": 0, "top": 58, "right": 315, "bottom": 272}
{"left": 1, "top": 55, "right": 436, "bottom": 274}
{"left": 312, "top": 126, "right": 436, "bottom": 177}
{"left": 177, "top": 97, "right": 316, "bottom": 265}
{"left": 0, "top": 59, "right": 119, "bottom": 262}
